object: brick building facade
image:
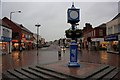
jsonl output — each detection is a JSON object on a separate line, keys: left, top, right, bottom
{"left": 2, "top": 17, "right": 34, "bottom": 51}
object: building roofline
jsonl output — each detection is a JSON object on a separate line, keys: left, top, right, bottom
{"left": 111, "top": 13, "right": 120, "bottom": 21}
{"left": 2, "top": 17, "right": 33, "bottom": 34}
{"left": 0, "top": 19, "right": 12, "bottom": 29}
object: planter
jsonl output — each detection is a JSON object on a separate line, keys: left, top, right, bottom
{"left": 65, "top": 29, "right": 82, "bottom": 38}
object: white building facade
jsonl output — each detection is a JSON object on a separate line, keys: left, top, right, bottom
{"left": 105, "top": 13, "right": 120, "bottom": 54}
{"left": 0, "top": 25, "right": 12, "bottom": 54}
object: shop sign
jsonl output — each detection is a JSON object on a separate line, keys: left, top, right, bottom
{"left": 1, "top": 36, "right": 12, "bottom": 42}
{"left": 70, "top": 42, "right": 77, "bottom": 62}
{"left": 92, "top": 38, "right": 104, "bottom": 41}
{"left": 104, "top": 35, "right": 118, "bottom": 41}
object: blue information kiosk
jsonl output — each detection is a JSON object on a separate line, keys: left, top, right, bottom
{"left": 67, "top": 3, "right": 80, "bottom": 67}
{"left": 68, "top": 40, "right": 80, "bottom": 67}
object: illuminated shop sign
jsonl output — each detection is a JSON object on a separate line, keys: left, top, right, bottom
{"left": 0, "top": 26, "right": 12, "bottom": 41}
{"left": 1, "top": 36, "right": 12, "bottom": 42}
{"left": 104, "top": 35, "right": 118, "bottom": 41}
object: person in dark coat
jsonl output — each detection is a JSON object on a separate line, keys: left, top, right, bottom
{"left": 18, "top": 44, "right": 22, "bottom": 61}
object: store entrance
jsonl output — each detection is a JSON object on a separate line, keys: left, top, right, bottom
{"left": 0, "top": 42, "right": 8, "bottom": 54}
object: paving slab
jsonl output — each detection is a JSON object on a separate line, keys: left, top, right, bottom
{"left": 37, "top": 61, "right": 110, "bottom": 79}
{"left": 2, "top": 61, "right": 120, "bottom": 79}
{"left": 103, "top": 68, "right": 120, "bottom": 79}
{"left": 2, "top": 72, "right": 19, "bottom": 80}
{"left": 21, "top": 67, "right": 54, "bottom": 79}
{"left": 14, "top": 68, "right": 39, "bottom": 79}
{"left": 7, "top": 69, "right": 30, "bottom": 79}
{"left": 29, "top": 66, "right": 67, "bottom": 79}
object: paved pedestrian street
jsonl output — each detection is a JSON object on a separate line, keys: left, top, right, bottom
{"left": 1, "top": 44, "right": 120, "bottom": 79}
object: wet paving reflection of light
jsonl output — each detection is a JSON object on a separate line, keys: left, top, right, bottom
{"left": 100, "top": 52, "right": 108, "bottom": 64}
{"left": 69, "top": 68, "right": 79, "bottom": 75}
{"left": 2, "top": 46, "right": 120, "bottom": 73}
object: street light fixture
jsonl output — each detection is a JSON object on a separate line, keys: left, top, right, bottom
{"left": 8, "top": 10, "right": 21, "bottom": 54}
{"left": 35, "top": 23, "right": 41, "bottom": 56}
{"left": 10, "top": 10, "right": 21, "bottom": 20}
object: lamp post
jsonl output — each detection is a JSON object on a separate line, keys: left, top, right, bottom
{"left": 9, "top": 10, "right": 21, "bottom": 54}
{"left": 10, "top": 10, "right": 21, "bottom": 20}
{"left": 35, "top": 23, "right": 41, "bottom": 56}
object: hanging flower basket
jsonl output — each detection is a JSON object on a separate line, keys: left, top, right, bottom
{"left": 65, "top": 29, "right": 82, "bottom": 38}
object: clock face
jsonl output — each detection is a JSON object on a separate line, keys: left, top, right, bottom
{"left": 69, "top": 11, "right": 78, "bottom": 19}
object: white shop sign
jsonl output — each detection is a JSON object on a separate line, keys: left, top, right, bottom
{"left": 118, "top": 34, "right": 120, "bottom": 41}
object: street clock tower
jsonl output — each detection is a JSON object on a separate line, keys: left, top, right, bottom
{"left": 67, "top": 3, "right": 80, "bottom": 24}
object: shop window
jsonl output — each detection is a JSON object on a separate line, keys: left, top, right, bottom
{"left": 99, "top": 29, "right": 103, "bottom": 36}
{"left": 0, "top": 26, "right": 2, "bottom": 37}
{"left": 112, "top": 41, "right": 118, "bottom": 51}
{"left": 114, "top": 25, "right": 118, "bottom": 33}
{"left": 94, "top": 30, "right": 95, "bottom": 36}
{"left": 118, "top": 24, "right": 120, "bottom": 33}
{"left": 108, "top": 27, "right": 112, "bottom": 35}
{"left": 3, "top": 28, "right": 10, "bottom": 37}
{"left": 12, "top": 32, "right": 19, "bottom": 39}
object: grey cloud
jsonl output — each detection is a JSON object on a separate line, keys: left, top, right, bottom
{"left": 2, "top": 2, "right": 118, "bottom": 41}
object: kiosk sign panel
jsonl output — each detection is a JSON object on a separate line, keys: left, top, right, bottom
{"left": 70, "top": 42, "right": 77, "bottom": 62}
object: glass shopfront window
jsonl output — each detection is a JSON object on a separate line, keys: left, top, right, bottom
{"left": 107, "top": 41, "right": 119, "bottom": 52}
{"left": 12, "top": 32, "right": 19, "bottom": 39}
{"left": 118, "top": 24, "right": 120, "bottom": 33}
{"left": 1, "top": 26, "right": 12, "bottom": 53}
{"left": 105, "top": 34, "right": 119, "bottom": 53}
{"left": 0, "top": 26, "right": 2, "bottom": 40}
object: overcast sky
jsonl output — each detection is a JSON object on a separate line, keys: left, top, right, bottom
{"left": 1, "top": 0, "right": 119, "bottom": 41}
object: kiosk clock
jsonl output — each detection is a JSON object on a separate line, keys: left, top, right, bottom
{"left": 69, "top": 10, "right": 79, "bottom": 19}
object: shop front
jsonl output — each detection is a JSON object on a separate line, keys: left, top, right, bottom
{"left": 1, "top": 37, "right": 12, "bottom": 54}
{"left": 91, "top": 38, "right": 107, "bottom": 50}
{"left": 12, "top": 40, "right": 19, "bottom": 51}
{"left": 22, "top": 33, "right": 33, "bottom": 50}
{"left": 0, "top": 26, "right": 12, "bottom": 54}
{"left": 105, "top": 34, "right": 119, "bottom": 54}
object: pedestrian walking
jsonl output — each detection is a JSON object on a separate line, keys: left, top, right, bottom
{"left": 18, "top": 45, "right": 22, "bottom": 61}
{"left": 19, "top": 45, "right": 22, "bottom": 53}
{"left": 58, "top": 46, "right": 61, "bottom": 60}
{"left": 63, "top": 46, "right": 66, "bottom": 53}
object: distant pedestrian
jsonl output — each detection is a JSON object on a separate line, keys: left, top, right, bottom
{"left": 58, "top": 46, "right": 61, "bottom": 60}
{"left": 18, "top": 45, "right": 22, "bottom": 61}
{"left": 63, "top": 46, "right": 66, "bottom": 53}
{"left": 19, "top": 45, "right": 22, "bottom": 53}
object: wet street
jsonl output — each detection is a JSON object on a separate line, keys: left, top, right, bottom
{"left": 1, "top": 44, "right": 120, "bottom": 73}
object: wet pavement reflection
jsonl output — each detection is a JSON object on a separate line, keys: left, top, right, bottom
{"left": 2, "top": 44, "right": 120, "bottom": 73}
{"left": 78, "top": 50, "right": 120, "bottom": 67}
